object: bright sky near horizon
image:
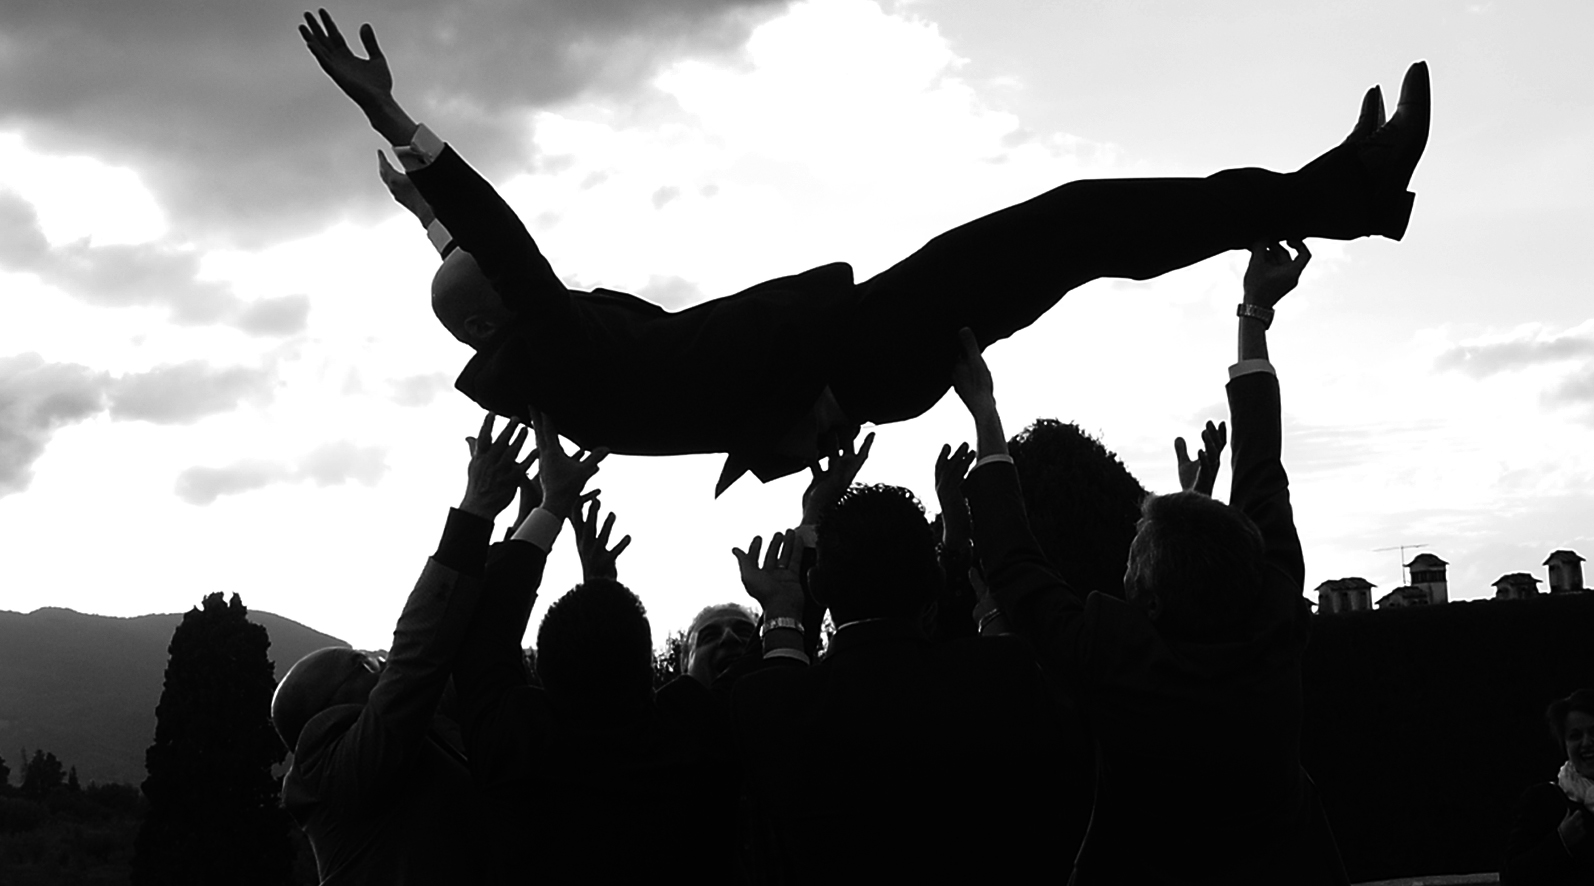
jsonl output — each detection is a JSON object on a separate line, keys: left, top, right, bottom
{"left": 0, "top": 0, "right": 1590, "bottom": 653}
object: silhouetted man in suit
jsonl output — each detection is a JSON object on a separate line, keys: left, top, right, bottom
{"left": 952, "top": 241, "right": 1347, "bottom": 884}
{"left": 731, "top": 485, "right": 1090, "bottom": 882}
{"left": 302, "top": 11, "right": 1429, "bottom": 493}
{"left": 271, "top": 413, "right": 531, "bottom": 885}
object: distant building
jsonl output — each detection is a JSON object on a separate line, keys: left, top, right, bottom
{"left": 1545, "top": 550, "right": 1586, "bottom": 594}
{"left": 1376, "top": 585, "right": 1432, "bottom": 609}
{"left": 1316, "top": 578, "right": 1375, "bottom": 614}
{"left": 1493, "top": 572, "right": 1542, "bottom": 601}
{"left": 1406, "top": 553, "right": 1450, "bottom": 605}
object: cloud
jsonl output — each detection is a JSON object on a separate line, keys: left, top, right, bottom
{"left": 0, "top": 191, "right": 309, "bottom": 335}
{"left": 0, "top": 353, "right": 110, "bottom": 495}
{"left": 1434, "top": 328, "right": 1594, "bottom": 378}
{"left": 175, "top": 440, "right": 389, "bottom": 505}
{"left": 107, "top": 361, "right": 276, "bottom": 424}
{"left": 0, "top": 354, "right": 279, "bottom": 495}
{"left": 0, "top": 0, "right": 790, "bottom": 245}
{"left": 388, "top": 372, "right": 455, "bottom": 407}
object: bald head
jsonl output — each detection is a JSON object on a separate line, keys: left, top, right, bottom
{"left": 431, "top": 249, "right": 513, "bottom": 349}
{"left": 272, "top": 646, "right": 383, "bottom": 750}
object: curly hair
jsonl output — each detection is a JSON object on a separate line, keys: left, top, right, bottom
{"left": 813, "top": 484, "right": 941, "bottom": 623}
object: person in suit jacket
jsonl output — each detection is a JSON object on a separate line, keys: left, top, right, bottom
{"left": 1503, "top": 689, "right": 1594, "bottom": 884}
{"left": 271, "top": 412, "right": 534, "bottom": 884}
{"left": 730, "top": 482, "right": 1090, "bottom": 883}
{"left": 299, "top": 11, "right": 1430, "bottom": 493}
{"left": 952, "top": 241, "right": 1348, "bottom": 884}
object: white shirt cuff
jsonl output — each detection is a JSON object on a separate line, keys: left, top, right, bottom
{"left": 394, "top": 123, "right": 446, "bottom": 172}
{"left": 763, "top": 648, "right": 810, "bottom": 665}
{"left": 975, "top": 453, "right": 1015, "bottom": 469}
{"left": 510, "top": 508, "right": 562, "bottom": 552}
{"left": 1229, "top": 359, "right": 1276, "bottom": 380}
{"left": 426, "top": 219, "right": 455, "bottom": 256}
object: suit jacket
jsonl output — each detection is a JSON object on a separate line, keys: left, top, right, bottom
{"left": 1503, "top": 781, "right": 1594, "bottom": 884}
{"left": 965, "top": 370, "right": 1347, "bottom": 885}
{"left": 281, "top": 509, "right": 493, "bottom": 885}
{"left": 407, "top": 147, "right": 858, "bottom": 487}
{"left": 451, "top": 540, "right": 729, "bottom": 883}
{"left": 732, "top": 619, "right": 1091, "bottom": 884}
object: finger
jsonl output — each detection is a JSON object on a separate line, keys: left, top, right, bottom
{"left": 1218, "top": 421, "right": 1228, "bottom": 446}
{"left": 319, "top": 10, "right": 346, "bottom": 48}
{"left": 938, "top": 443, "right": 950, "bottom": 466}
{"left": 301, "top": 12, "right": 326, "bottom": 42}
{"left": 611, "top": 535, "right": 632, "bottom": 558}
{"left": 359, "top": 23, "right": 383, "bottom": 60}
{"left": 476, "top": 412, "right": 496, "bottom": 450}
{"left": 1288, "top": 238, "right": 1312, "bottom": 264}
{"left": 762, "top": 532, "right": 783, "bottom": 570}
{"left": 746, "top": 536, "right": 764, "bottom": 565}
{"left": 581, "top": 448, "right": 610, "bottom": 469}
{"left": 1174, "top": 437, "right": 1190, "bottom": 462}
{"left": 598, "top": 512, "right": 616, "bottom": 547}
{"left": 856, "top": 431, "right": 875, "bottom": 461}
{"left": 465, "top": 436, "right": 478, "bottom": 457}
{"left": 808, "top": 460, "right": 823, "bottom": 481}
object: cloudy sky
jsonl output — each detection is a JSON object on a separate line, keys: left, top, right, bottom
{"left": 0, "top": 0, "right": 1589, "bottom": 652}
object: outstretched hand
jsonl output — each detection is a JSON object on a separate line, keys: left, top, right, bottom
{"left": 935, "top": 442, "right": 975, "bottom": 545}
{"left": 299, "top": 10, "right": 393, "bottom": 112}
{"left": 731, "top": 531, "right": 806, "bottom": 615}
{"left": 1242, "top": 240, "right": 1311, "bottom": 309}
{"left": 528, "top": 405, "right": 607, "bottom": 519}
{"left": 571, "top": 495, "right": 631, "bottom": 581}
{"left": 800, "top": 430, "right": 875, "bottom": 526}
{"left": 1174, "top": 420, "right": 1227, "bottom": 496}
{"left": 459, "top": 413, "right": 535, "bottom": 521}
{"left": 949, "top": 327, "right": 995, "bottom": 417}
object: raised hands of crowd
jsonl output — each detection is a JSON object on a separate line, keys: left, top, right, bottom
{"left": 1174, "top": 420, "right": 1227, "bottom": 497}
{"left": 458, "top": 413, "right": 535, "bottom": 521}
{"left": 950, "top": 327, "right": 1008, "bottom": 459}
{"left": 571, "top": 495, "right": 631, "bottom": 581}
{"left": 527, "top": 405, "right": 607, "bottom": 520}
{"left": 799, "top": 430, "right": 875, "bottom": 531}
{"left": 935, "top": 441, "right": 976, "bottom": 550}
{"left": 731, "top": 531, "right": 807, "bottom": 618}
{"left": 1243, "top": 239, "right": 1312, "bottom": 308}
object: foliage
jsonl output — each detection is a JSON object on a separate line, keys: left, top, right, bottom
{"left": 131, "top": 592, "right": 294, "bottom": 886}
{"left": 19, "top": 750, "right": 65, "bottom": 801}
{"left": 652, "top": 629, "right": 687, "bottom": 688}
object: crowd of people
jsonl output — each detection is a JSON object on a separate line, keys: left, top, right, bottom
{"left": 266, "top": 10, "right": 1586, "bottom": 886}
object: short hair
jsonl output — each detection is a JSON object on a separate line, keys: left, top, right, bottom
{"left": 682, "top": 603, "right": 757, "bottom": 662}
{"left": 536, "top": 580, "right": 654, "bottom": 722}
{"left": 1547, "top": 689, "right": 1594, "bottom": 746}
{"left": 271, "top": 646, "right": 355, "bottom": 751}
{"left": 813, "top": 484, "right": 940, "bottom": 622}
{"left": 1127, "top": 491, "right": 1265, "bottom": 641}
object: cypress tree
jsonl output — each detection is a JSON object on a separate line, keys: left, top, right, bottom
{"left": 132, "top": 592, "right": 293, "bottom": 885}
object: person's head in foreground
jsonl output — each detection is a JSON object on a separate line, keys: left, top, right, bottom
{"left": 537, "top": 579, "right": 654, "bottom": 724}
{"left": 810, "top": 484, "right": 941, "bottom": 629}
{"left": 1123, "top": 491, "right": 1266, "bottom": 643}
{"left": 681, "top": 603, "right": 758, "bottom": 686}
{"left": 1549, "top": 689, "right": 1594, "bottom": 781}
{"left": 272, "top": 646, "right": 387, "bottom": 750}
{"left": 432, "top": 249, "right": 513, "bottom": 349}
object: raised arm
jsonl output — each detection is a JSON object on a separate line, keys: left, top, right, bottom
{"left": 1227, "top": 240, "right": 1310, "bottom": 588}
{"left": 308, "top": 413, "right": 531, "bottom": 798}
{"left": 299, "top": 11, "right": 570, "bottom": 320}
{"left": 953, "top": 329, "right": 1092, "bottom": 668}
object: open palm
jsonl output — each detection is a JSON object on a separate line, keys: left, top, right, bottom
{"left": 300, "top": 9, "right": 393, "bottom": 110}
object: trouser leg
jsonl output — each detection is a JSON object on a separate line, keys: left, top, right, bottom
{"left": 830, "top": 166, "right": 1331, "bottom": 424}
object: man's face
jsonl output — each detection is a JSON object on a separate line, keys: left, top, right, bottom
{"left": 1566, "top": 711, "right": 1594, "bottom": 780}
{"left": 685, "top": 613, "right": 757, "bottom": 686}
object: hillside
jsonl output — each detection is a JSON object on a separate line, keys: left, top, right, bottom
{"left": 0, "top": 606, "right": 345, "bottom": 787}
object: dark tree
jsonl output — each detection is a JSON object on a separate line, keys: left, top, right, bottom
{"left": 1009, "top": 419, "right": 1148, "bottom": 600}
{"left": 67, "top": 765, "right": 80, "bottom": 792}
{"left": 19, "top": 748, "right": 65, "bottom": 800}
{"left": 652, "top": 629, "right": 687, "bottom": 688}
{"left": 0, "top": 750, "right": 10, "bottom": 796}
{"left": 132, "top": 592, "right": 294, "bottom": 886}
